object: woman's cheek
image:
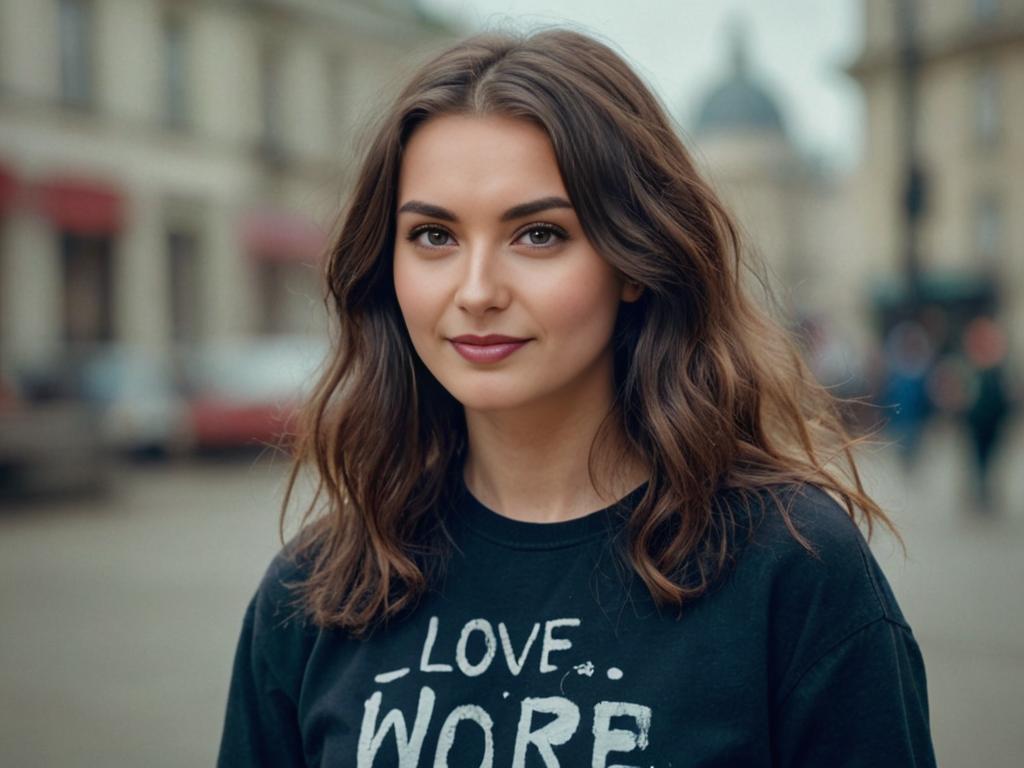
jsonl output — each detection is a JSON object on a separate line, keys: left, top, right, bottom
{"left": 540, "top": 279, "right": 619, "bottom": 341}
{"left": 394, "top": 259, "right": 430, "bottom": 332}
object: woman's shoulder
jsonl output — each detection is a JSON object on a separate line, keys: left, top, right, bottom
{"left": 246, "top": 535, "right": 320, "bottom": 647}
{"left": 726, "top": 481, "right": 910, "bottom": 630}
{"left": 717, "top": 482, "right": 918, "bottom": 704}
{"left": 730, "top": 481, "right": 868, "bottom": 542}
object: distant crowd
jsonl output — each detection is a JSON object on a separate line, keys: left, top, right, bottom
{"left": 798, "top": 311, "right": 1017, "bottom": 516}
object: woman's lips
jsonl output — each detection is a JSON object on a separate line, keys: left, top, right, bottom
{"left": 450, "top": 339, "right": 530, "bottom": 363}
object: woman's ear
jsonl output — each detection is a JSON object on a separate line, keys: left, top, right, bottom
{"left": 621, "top": 280, "right": 644, "bottom": 303}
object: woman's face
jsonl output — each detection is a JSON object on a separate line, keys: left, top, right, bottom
{"left": 393, "top": 114, "right": 641, "bottom": 414}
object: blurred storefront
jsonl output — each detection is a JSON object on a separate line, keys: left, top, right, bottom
{"left": 0, "top": 0, "right": 455, "bottom": 377}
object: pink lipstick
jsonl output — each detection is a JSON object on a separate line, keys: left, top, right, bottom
{"left": 449, "top": 334, "right": 530, "bottom": 363}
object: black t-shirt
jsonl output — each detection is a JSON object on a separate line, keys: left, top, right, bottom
{"left": 217, "top": 479, "right": 936, "bottom": 767}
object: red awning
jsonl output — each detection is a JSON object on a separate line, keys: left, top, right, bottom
{"left": 241, "top": 209, "right": 327, "bottom": 264}
{"left": 35, "top": 176, "right": 124, "bottom": 235}
{"left": 0, "top": 164, "right": 18, "bottom": 215}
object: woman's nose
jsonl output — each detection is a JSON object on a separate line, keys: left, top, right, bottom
{"left": 453, "top": 245, "right": 510, "bottom": 315}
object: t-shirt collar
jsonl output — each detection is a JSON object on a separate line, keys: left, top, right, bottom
{"left": 452, "top": 473, "right": 649, "bottom": 550}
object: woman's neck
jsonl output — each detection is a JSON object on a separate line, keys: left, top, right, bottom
{"left": 461, "top": 401, "right": 649, "bottom": 525}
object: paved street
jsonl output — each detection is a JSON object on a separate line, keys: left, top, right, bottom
{"left": 0, "top": 452, "right": 301, "bottom": 768}
{"left": 855, "top": 418, "right": 1024, "bottom": 768}
{"left": 1, "top": 421, "right": 1022, "bottom": 767}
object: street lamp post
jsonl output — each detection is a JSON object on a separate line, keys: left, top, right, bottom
{"left": 895, "top": 0, "right": 926, "bottom": 316}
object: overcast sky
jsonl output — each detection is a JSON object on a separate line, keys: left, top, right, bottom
{"left": 419, "top": 0, "right": 865, "bottom": 171}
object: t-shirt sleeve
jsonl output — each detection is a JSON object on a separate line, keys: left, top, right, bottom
{"left": 217, "top": 552, "right": 313, "bottom": 768}
{"left": 771, "top": 617, "right": 936, "bottom": 767}
{"left": 746, "top": 484, "right": 938, "bottom": 767}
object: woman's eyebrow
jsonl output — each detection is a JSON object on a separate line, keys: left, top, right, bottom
{"left": 396, "top": 196, "right": 574, "bottom": 223}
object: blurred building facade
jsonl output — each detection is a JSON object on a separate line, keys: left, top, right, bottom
{"left": 686, "top": 26, "right": 868, "bottom": 349}
{"left": 0, "top": 0, "right": 453, "bottom": 375}
{"left": 689, "top": 4, "right": 1023, "bottom": 394}
{"left": 689, "top": 24, "right": 808, "bottom": 302}
{"left": 848, "top": 0, "right": 1024, "bottom": 375}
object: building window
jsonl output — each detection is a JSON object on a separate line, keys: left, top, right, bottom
{"left": 257, "top": 261, "right": 285, "bottom": 335}
{"left": 167, "top": 228, "right": 201, "bottom": 342}
{"left": 259, "top": 43, "right": 285, "bottom": 159}
{"left": 328, "top": 52, "right": 348, "bottom": 144}
{"left": 0, "top": 224, "right": 5, "bottom": 368}
{"left": 61, "top": 233, "right": 114, "bottom": 346}
{"left": 256, "top": 261, "right": 319, "bottom": 335}
{"left": 163, "top": 13, "right": 189, "bottom": 128}
{"left": 58, "top": 0, "right": 94, "bottom": 108}
{"left": 973, "top": 63, "right": 1000, "bottom": 147}
{"left": 974, "top": 193, "right": 1003, "bottom": 262}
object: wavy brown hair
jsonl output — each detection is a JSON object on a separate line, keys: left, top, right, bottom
{"left": 280, "top": 28, "right": 897, "bottom": 637}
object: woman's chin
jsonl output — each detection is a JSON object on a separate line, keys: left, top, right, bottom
{"left": 447, "top": 385, "right": 538, "bottom": 415}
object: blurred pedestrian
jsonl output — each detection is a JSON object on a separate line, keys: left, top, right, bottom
{"left": 961, "top": 316, "right": 1013, "bottom": 515}
{"left": 880, "top": 319, "right": 936, "bottom": 467}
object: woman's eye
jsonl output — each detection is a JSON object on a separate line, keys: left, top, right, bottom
{"left": 410, "top": 227, "right": 453, "bottom": 247}
{"left": 515, "top": 225, "right": 567, "bottom": 247}
{"left": 408, "top": 224, "right": 567, "bottom": 249}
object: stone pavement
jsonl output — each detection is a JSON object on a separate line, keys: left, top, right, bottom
{"left": 0, "top": 453, "right": 295, "bottom": 768}
{"left": 0, "top": 420, "right": 1021, "bottom": 767}
{"left": 857, "top": 417, "right": 1024, "bottom": 768}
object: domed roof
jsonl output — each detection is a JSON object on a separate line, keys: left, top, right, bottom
{"left": 694, "top": 24, "right": 786, "bottom": 137}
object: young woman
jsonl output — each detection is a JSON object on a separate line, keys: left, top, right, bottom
{"left": 218, "top": 29, "right": 936, "bottom": 767}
